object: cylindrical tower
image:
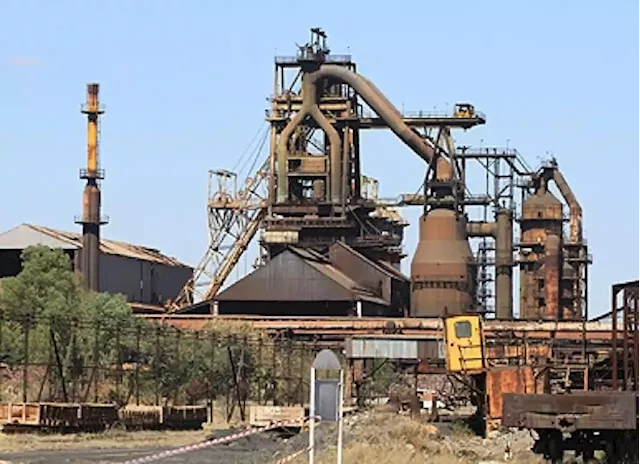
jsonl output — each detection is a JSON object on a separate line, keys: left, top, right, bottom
{"left": 494, "top": 208, "right": 514, "bottom": 319}
{"left": 410, "top": 157, "right": 475, "bottom": 317}
{"left": 518, "top": 178, "right": 563, "bottom": 319}
{"left": 75, "top": 83, "right": 107, "bottom": 292}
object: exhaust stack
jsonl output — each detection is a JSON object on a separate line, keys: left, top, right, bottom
{"left": 75, "top": 83, "right": 107, "bottom": 292}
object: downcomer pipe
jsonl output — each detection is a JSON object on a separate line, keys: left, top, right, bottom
{"left": 464, "top": 209, "right": 514, "bottom": 320}
{"left": 277, "top": 65, "right": 443, "bottom": 203}
{"left": 495, "top": 208, "right": 513, "bottom": 320}
{"left": 308, "top": 65, "right": 438, "bottom": 167}
{"left": 276, "top": 74, "right": 342, "bottom": 203}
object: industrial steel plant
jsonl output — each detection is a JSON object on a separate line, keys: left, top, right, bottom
{"left": 163, "top": 28, "right": 591, "bottom": 325}
{"left": 0, "top": 28, "right": 636, "bottom": 463}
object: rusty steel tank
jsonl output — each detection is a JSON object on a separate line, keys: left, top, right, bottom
{"left": 410, "top": 158, "right": 475, "bottom": 317}
{"left": 519, "top": 178, "right": 564, "bottom": 319}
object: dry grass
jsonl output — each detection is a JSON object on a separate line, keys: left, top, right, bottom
{"left": 295, "top": 410, "right": 544, "bottom": 464}
{"left": 0, "top": 428, "right": 210, "bottom": 453}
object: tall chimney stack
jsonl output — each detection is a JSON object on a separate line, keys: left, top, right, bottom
{"left": 75, "top": 83, "right": 107, "bottom": 292}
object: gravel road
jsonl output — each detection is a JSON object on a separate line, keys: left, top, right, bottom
{"left": 0, "top": 423, "right": 338, "bottom": 464}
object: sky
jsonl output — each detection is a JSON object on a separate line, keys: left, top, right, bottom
{"left": 1, "top": 1, "right": 638, "bottom": 318}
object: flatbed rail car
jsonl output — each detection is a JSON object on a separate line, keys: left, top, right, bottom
{"left": 120, "top": 404, "right": 208, "bottom": 430}
{"left": 501, "top": 280, "right": 639, "bottom": 464}
{"left": 0, "top": 402, "right": 118, "bottom": 432}
{"left": 503, "top": 392, "right": 638, "bottom": 463}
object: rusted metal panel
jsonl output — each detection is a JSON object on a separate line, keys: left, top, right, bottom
{"left": 486, "top": 367, "right": 537, "bottom": 420}
{"left": 502, "top": 392, "right": 639, "bottom": 431}
{"left": 417, "top": 339, "right": 444, "bottom": 360}
{"left": 544, "top": 234, "right": 561, "bottom": 320}
{"left": 300, "top": 157, "right": 327, "bottom": 173}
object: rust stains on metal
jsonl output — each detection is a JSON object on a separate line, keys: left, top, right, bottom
{"left": 138, "top": 314, "right": 617, "bottom": 341}
{"left": 486, "top": 366, "right": 538, "bottom": 420}
{"left": 502, "top": 391, "right": 638, "bottom": 431}
{"left": 76, "top": 82, "right": 107, "bottom": 292}
{"left": 519, "top": 178, "right": 564, "bottom": 320}
{"left": 410, "top": 209, "right": 474, "bottom": 317}
{"left": 544, "top": 233, "right": 561, "bottom": 320}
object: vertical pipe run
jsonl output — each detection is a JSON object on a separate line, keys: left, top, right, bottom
{"left": 495, "top": 208, "right": 513, "bottom": 319}
{"left": 544, "top": 234, "right": 561, "bottom": 320}
{"left": 78, "top": 83, "right": 106, "bottom": 292}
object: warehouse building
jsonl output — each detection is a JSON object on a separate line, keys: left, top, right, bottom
{"left": 0, "top": 224, "right": 193, "bottom": 308}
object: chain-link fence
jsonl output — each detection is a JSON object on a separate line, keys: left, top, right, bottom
{"left": 0, "top": 313, "right": 328, "bottom": 421}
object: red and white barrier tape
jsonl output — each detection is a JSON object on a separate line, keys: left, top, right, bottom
{"left": 273, "top": 446, "right": 309, "bottom": 464}
{"left": 123, "top": 417, "right": 312, "bottom": 464}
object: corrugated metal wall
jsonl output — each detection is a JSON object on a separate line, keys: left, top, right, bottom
{"left": 75, "top": 251, "right": 192, "bottom": 304}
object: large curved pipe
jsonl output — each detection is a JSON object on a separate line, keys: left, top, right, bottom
{"left": 276, "top": 74, "right": 342, "bottom": 203}
{"left": 308, "top": 65, "right": 438, "bottom": 168}
{"left": 539, "top": 166, "right": 583, "bottom": 244}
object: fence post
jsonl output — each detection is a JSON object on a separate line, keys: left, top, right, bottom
{"left": 154, "top": 325, "right": 161, "bottom": 406}
{"left": 135, "top": 324, "right": 141, "bottom": 406}
{"left": 22, "top": 313, "right": 30, "bottom": 403}
{"left": 93, "top": 322, "right": 100, "bottom": 403}
{"left": 70, "top": 318, "right": 77, "bottom": 402}
{"left": 174, "top": 329, "right": 181, "bottom": 405}
{"left": 209, "top": 330, "right": 216, "bottom": 423}
{"left": 115, "top": 321, "right": 122, "bottom": 402}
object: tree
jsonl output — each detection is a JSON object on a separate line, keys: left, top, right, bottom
{"left": 0, "top": 245, "right": 80, "bottom": 323}
{"left": 0, "top": 245, "right": 138, "bottom": 401}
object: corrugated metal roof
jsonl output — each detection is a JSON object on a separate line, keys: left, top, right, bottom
{"left": 0, "top": 224, "right": 191, "bottom": 268}
{"left": 331, "top": 241, "right": 409, "bottom": 282}
{"left": 376, "top": 259, "right": 409, "bottom": 282}
{"left": 288, "top": 246, "right": 388, "bottom": 306}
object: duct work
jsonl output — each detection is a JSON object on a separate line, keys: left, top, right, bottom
{"left": 465, "top": 208, "right": 514, "bottom": 319}
{"left": 275, "top": 58, "right": 475, "bottom": 318}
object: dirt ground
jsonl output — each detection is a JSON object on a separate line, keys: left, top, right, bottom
{"left": 294, "top": 410, "right": 544, "bottom": 464}
{"left": 0, "top": 408, "right": 547, "bottom": 463}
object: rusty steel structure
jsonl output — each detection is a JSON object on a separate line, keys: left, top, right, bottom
{"left": 501, "top": 280, "right": 639, "bottom": 463}
{"left": 266, "top": 28, "right": 482, "bottom": 276}
{"left": 75, "top": 83, "right": 108, "bottom": 292}
{"left": 168, "top": 28, "right": 592, "bottom": 329}
{"left": 518, "top": 159, "right": 591, "bottom": 321}
{"left": 171, "top": 29, "right": 487, "bottom": 312}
